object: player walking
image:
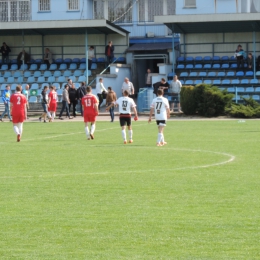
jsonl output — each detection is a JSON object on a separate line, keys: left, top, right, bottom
{"left": 148, "top": 89, "right": 170, "bottom": 146}
{"left": 10, "top": 85, "right": 27, "bottom": 142}
{"left": 106, "top": 90, "right": 138, "bottom": 144}
{"left": 48, "top": 86, "right": 57, "bottom": 122}
{"left": 81, "top": 86, "right": 99, "bottom": 140}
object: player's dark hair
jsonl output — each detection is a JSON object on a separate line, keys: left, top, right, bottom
{"left": 86, "top": 86, "right": 92, "bottom": 92}
{"left": 123, "top": 90, "right": 129, "bottom": 96}
{"left": 161, "top": 78, "right": 166, "bottom": 82}
{"left": 6, "top": 85, "right": 10, "bottom": 89}
{"left": 157, "top": 89, "right": 163, "bottom": 96}
{"left": 108, "top": 87, "right": 112, "bottom": 90}
{"left": 99, "top": 78, "right": 103, "bottom": 82}
{"left": 49, "top": 86, "right": 53, "bottom": 90}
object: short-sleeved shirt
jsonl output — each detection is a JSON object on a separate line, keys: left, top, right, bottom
{"left": 150, "top": 96, "right": 169, "bottom": 121}
{"left": 81, "top": 94, "right": 98, "bottom": 115}
{"left": 10, "top": 92, "right": 27, "bottom": 116}
{"left": 115, "top": 96, "right": 136, "bottom": 114}
{"left": 48, "top": 91, "right": 57, "bottom": 104}
{"left": 122, "top": 82, "right": 134, "bottom": 95}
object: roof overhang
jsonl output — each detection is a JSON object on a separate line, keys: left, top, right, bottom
{"left": 0, "top": 19, "right": 129, "bottom": 37}
{"left": 126, "top": 42, "right": 179, "bottom": 52}
{"left": 154, "top": 13, "right": 260, "bottom": 34}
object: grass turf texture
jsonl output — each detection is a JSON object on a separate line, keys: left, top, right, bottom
{"left": 0, "top": 120, "right": 259, "bottom": 259}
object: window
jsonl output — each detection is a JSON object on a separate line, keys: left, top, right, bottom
{"left": 139, "top": 0, "right": 164, "bottom": 22}
{"left": 184, "top": 0, "right": 196, "bottom": 8}
{"left": 0, "top": 0, "right": 30, "bottom": 22}
{"left": 108, "top": 0, "right": 132, "bottom": 23}
{"left": 93, "top": 0, "right": 104, "bottom": 19}
{"left": 167, "top": 0, "right": 176, "bottom": 15}
{"left": 39, "top": 0, "right": 50, "bottom": 11}
{"left": 68, "top": 0, "right": 79, "bottom": 11}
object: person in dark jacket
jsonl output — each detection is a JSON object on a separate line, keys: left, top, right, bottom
{"left": 68, "top": 83, "right": 77, "bottom": 117}
{"left": 76, "top": 82, "right": 86, "bottom": 116}
{"left": 17, "top": 50, "right": 30, "bottom": 66}
{"left": 105, "top": 41, "right": 114, "bottom": 64}
{"left": 153, "top": 78, "right": 169, "bottom": 96}
{"left": 39, "top": 86, "right": 50, "bottom": 123}
{"left": 0, "top": 42, "right": 11, "bottom": 64}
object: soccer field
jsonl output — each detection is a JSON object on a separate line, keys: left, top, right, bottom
{"left": 0, "top": 119, "right": 259, "bottom": 259}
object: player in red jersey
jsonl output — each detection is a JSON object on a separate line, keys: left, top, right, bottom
{"left": 81, "top": 86, "right": 99, "bottom": 140}
{"left": 10, "top": 85, "right": 27, "bottom": 142}
{"left": 48, "top": 86, "right": 57, "bottom": 122}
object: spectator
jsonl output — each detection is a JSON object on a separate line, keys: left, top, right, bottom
{"left": 76, "top": 82, "right": 86, "bottom": 116}
{"left": 68, "top": 83, "right": 77, "bottom": 117}
{"left": 0, "top": 42, "right": 11, "bottom": 64}
{"left": 43, "top": 48, "right": 53, "bottom": 69}
{"left": 0, "top": 85, "right": 12, "bottom": 122}
{"left": 247, "top": 53, "right": 254, "bottom": 71}
{"left": 88, "top": 46, "right": 95, "bottom": 70}
{"left": 59, "top": 84, "right": 73, "bottom": 120}
{"left": 169, "top": 75, "right": 182, "bottom": 113}
{"left": 39, "top": 86, "right": 50, "bottom": 123}
{"left": 145, "top": 69, "right": 152, "bottom": 87}
{"left": 106, "top": 86, "right": 117, "bottom": 122}
{"left": 153, "top": 78, "right": 169, "bottom": 96}
{"left": 122, "top": 77, "right": 134, "bottom": 98}
{"left": 67, "top": 78, "right": 73, "bottom": 88}
{"left": 105, "top": 41, "right": 114, "bottom": 64}
{"left": 17, "top": 50, "right": 30, "bottom": 66}
{"left": 235, "top": 44, "right": 245, "bottom": 70}
{"left": 96, "top": 78, "right": 107, "bottom": 109}
{"left": 22, "top": 84, "right": 30, "bottom": 119}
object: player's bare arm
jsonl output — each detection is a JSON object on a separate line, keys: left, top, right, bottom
{"left": 148, "top": 108, "right": 154, "bottom": 123}
{"left": 166, "top": 107, "right": 170, "bottom": 119}
{"left": 132, "top": 107, "right": 138, "bottom": 121}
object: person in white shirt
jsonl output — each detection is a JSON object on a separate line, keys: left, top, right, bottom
{"left": 88, "top": 46, "right": 95, "bottom": 70}
{"left": 106, "top": 90, "right": 138, "bottom": 144}
{"left": 96, "top": 78, "right": 107, "bottom": 109}
{"left": 169, "top": 75, "right": 182, "bottom": 112}
{"left": 121, "top": 77, "right": 134, "bottom": 97}
{"left": 148, "top": 89, "right": 170, "bottom": 146}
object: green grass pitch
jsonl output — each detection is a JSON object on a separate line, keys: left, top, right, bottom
{"left": 0, "top": 119, "right": 259, "bottom": 259}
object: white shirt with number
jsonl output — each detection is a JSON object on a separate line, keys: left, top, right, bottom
{"left": 150, "top": 96, "right": 169, "bottom": 120}
{"left": 115, "top": 96, "right": 136, "bottom": 114}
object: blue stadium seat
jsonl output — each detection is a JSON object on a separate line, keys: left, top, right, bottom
{"left": 189, "top": 72, "right": 197, "bottom": 77}
{"left": 0, "top": 83, "right": 7, "bottom": 90}
{"left": 17, "top": 77, "right": 23, "bottom": 83}
{"left": 72, "top": 58, "right": 80, "bottom": 63}
{"left": 231, "top": 79, "right": 240, "bottom": 85}
{"left": 69, "top": 76, "right": 76, "bottom": 82}
{"left": 29, "top": 96, "right": 37, "bottom": 103}
{"left": 168, "top": 72, "right": 174, "bottom": 79}
{"left": 203, "top": 64, "right": 211, "bottom": 69}
{"left": 74, "top": 83, "right": 80, "bottom": 88}
{"left": 213, "top": 64, "right": 220, "bottom": 69}
{"left": 56, "top": 89, "right": 63, "bottom": 95}
{"left": 176, "top": 64, "right": 185, "bottom": 69}
{"left": 35, "top": 59, "right": 42, "bottom": 64}
{"left": 219, "top": 87, "right": 226, "bottom": 91}
{"left": 186, "top": 64, "right": 193, "bottom": 69}
{"left": 53, "top": 71, "right": 62, "bottom": 77}
{"left": 73, "top": 70, "right": 82, "bottom": 77}
{"left": 97, "top": 57, "right": 105, "bottom": 63}
{"left": 10, "top": 59, "right": 17, "bottom": 64}
{"left": 78, "top": 76, "right": 87, "bottom": 82}
{"left": 230, "top": 56, "right": 236, "bottom": 62}
{"left": 48, "top": 76, "right": 56, "bottom": 83}
{"left": 250, "top": 79, "right": 258, "bottom": 84}
{"left": 180, "top": 72, "right": 188, "bottom": 78}
{"left": 252, "top": 95, "right": 260, "bottom": 101}
{"left": 33, "top": 71, "right": 42, "bottom": 78}
{"left": 208, "top": 72, "right": 216, "bottom": 77}
{"left": 256, "top": 71, "right": 260, "bottom": 76}
{"left": 53, "top": 83, "right": 60, "bottom": 89}
{"left": 180, "top": 80, "right": 184, "bottom": 85}
{"left": 185, "top": 57, "right": 194, "bottom": 62}
{"left": 64, "top": 58, "right": 72, "bottom": 64}
{"left": 57, "top": 76, "right": 66, "bottom": 83}
{"left": 236, "top": 71, "right": 244, "bottom": 77}
{"left": 49, "top": 64, "right": 57, "bottom": 71}
{"left": 84, "top": 70, "right": 92, "bottom": 77}
{"left": 195, "top": 56, "right": 202, "bottom": 62}
{"left": 79, "top": 63, "right": 86, "bottom": 70}
{"left": 80, "top": 58, "right": 86, "bottom": 63}
{"left": 39, "top": 64, "right": 47, "bottom": 70}
{"left": 0, "top": 77, "right": 5, "bottom": 83}
{"left": 245, "top": 71, "right": 253, "bottom": 77}
{"left": 13, "top": 71, "right": 22, "bottom": 78}
{"left": 1, "top": 64, "right": 8, "bottom": 71}
{"left": 64, "top": 70, "right": 72, "bottom": 77}
{"left": 24, "top": 71, "right": 32, "bottom": 78}
{"left": 221, "top": 56, "right": 229, "bottom": 61}
{"left": 10, "top": 64, "right": 18, "bottom": 71}
{"left": 222, "top": 79, "right": 231, "bottom": 85}
{"left": 242, "top": 95, "right": 250, "bottom": 99}
{"left": 31, "top": 83, "right": 39, "bottom": 90}
{"left": 217, "top": 72, "right": 226, "bottom": 77}
{"left": 177, "top": 57, "right": 184, "bottom": 63}
{"left": 41, "top": 83, "right": 49, "bottom": 89}
{"left": 213, "top": 80, "right": 221, "bottom": 85}
{"left": 194, "top": 64, "right": 202, "bottom": 69}
{"left": 55, "top": 58, "right": 63, "bottom": 64}
{"left": 227, "top": 71, "right": 235, "bottom": 77}
{"left": 43, "top": 71, "right": 52, "bottom": 78}
{"left": 203, "top": 56, "right": 211, "bottom": 61}
{"left": 7, "top": 77, "right": 15, "bottom": 84}
{"left": 112, "top": 57, "right": 117, "bottom": 62}
{"left": 230, "top": 64, "right": 237, "bottom": 69}
{"left": 194, "top": 80, "right": 202, "bottom": 84}
{"left": 241, "top": 79, "right": 249, "bottom": 84}
{"left": 59, "top": 63, "right": 67, "bottom": 70}
{"left": 29, "top": 59, "right": 35, "bottom": 63}
{"left": 27, "top": 77, "right": 35, "bottom": 83}
{"left": 3, "top": 71, "right": 12, "bottom": 78}
{"left": 255, "top": 87, "right": 260, "bottom": 92}
{"left": 69, "top": 63, "right": 77, "bottom": 70}
{"left": 204, "top": 80, "right": 212, "bottom": 84}
{"left": 221, "top": 63, "right": 229, "bottom": 69}
{"left": 198, "top": 72, "right": 207, "bottom": 77}
{"left": 117, "top": 57, "right": 126, "bottom": 63}
{"left": 91, "top": 63, "right": 97, "bottom": 70}
{"left": 29, "top": 64, "right": 38, "bottom": 71}
{"left": 227, "top": 87, "right": 235, "bottom": 92}
{"left": 11, "top": 84, "right": 17, "bottom": 91}
{"left": 184, "top": 80, "right": 193, "bottom": 85}
{"left": 37, "top": 76, "right": 45, "bottom": 83}
{"left": 20, "top": 64, "right": 28, "bottom": 70}
{"left": 92, "top": 58, "right": 97, "bottom": 63}
{"left": 213, "top": 56, "right": 220, "bottom": 61}
{"left": 61, "top": 82, "right": 67, "bottom": 89}
{"left": 246, "top": 87, "right": 254, "bottom": 93}
{"left": 237, "top": 87, "right": 245, "bottom": 92}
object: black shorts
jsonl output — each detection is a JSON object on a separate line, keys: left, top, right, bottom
{"left": 156, "top": 120, "right": 166, "bottom": 126}
{"left": 120, "top": 114, "right": 131, "bottom": 126}
{"left": 168, "top": 93, "right": 180, "bottom": 103}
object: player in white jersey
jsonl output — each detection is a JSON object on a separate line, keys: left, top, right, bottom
{"left": 148, "top": 89, "right": 170, "bottom": 146}
{"left": 106, "top": 90, "right": 138, "bottom": 144}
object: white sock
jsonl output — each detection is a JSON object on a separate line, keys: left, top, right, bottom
{"left": 122, "top": 130, "right": 126, "bottom": 141}
{"left": 90, "top": 124, "right": 96, "bottom": 134}
{"left": 18, "top": 123, "right": 23, "bottom": 136}
{"left": 52, "top": 112, "right": 55, "bottom": 120}
{"left": 47, "top": 112, "right": 51, "bottom": 118}
{"left": 13, "top": 126, "right": 19, "bottom": 135}
{"left": 157, "top": 133, "right": 162, "bottom": 143}
{"left": 161, "top": 134, "right": 164, "bottom": 143}
{"left": 128, "top": 130, "right": 133, "bottom": 140}
{"left": 85, "top": 126, "right": 90, "bottom": 137}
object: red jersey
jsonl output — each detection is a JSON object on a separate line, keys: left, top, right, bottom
{"left": 48, "top": 91, "right": 57, "bottom": 104}
{"left": 10, "top": 92, "right": 27, "bottom": 116}
{"left": 81, "top": 94, "right": 98, "bottom": 115}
